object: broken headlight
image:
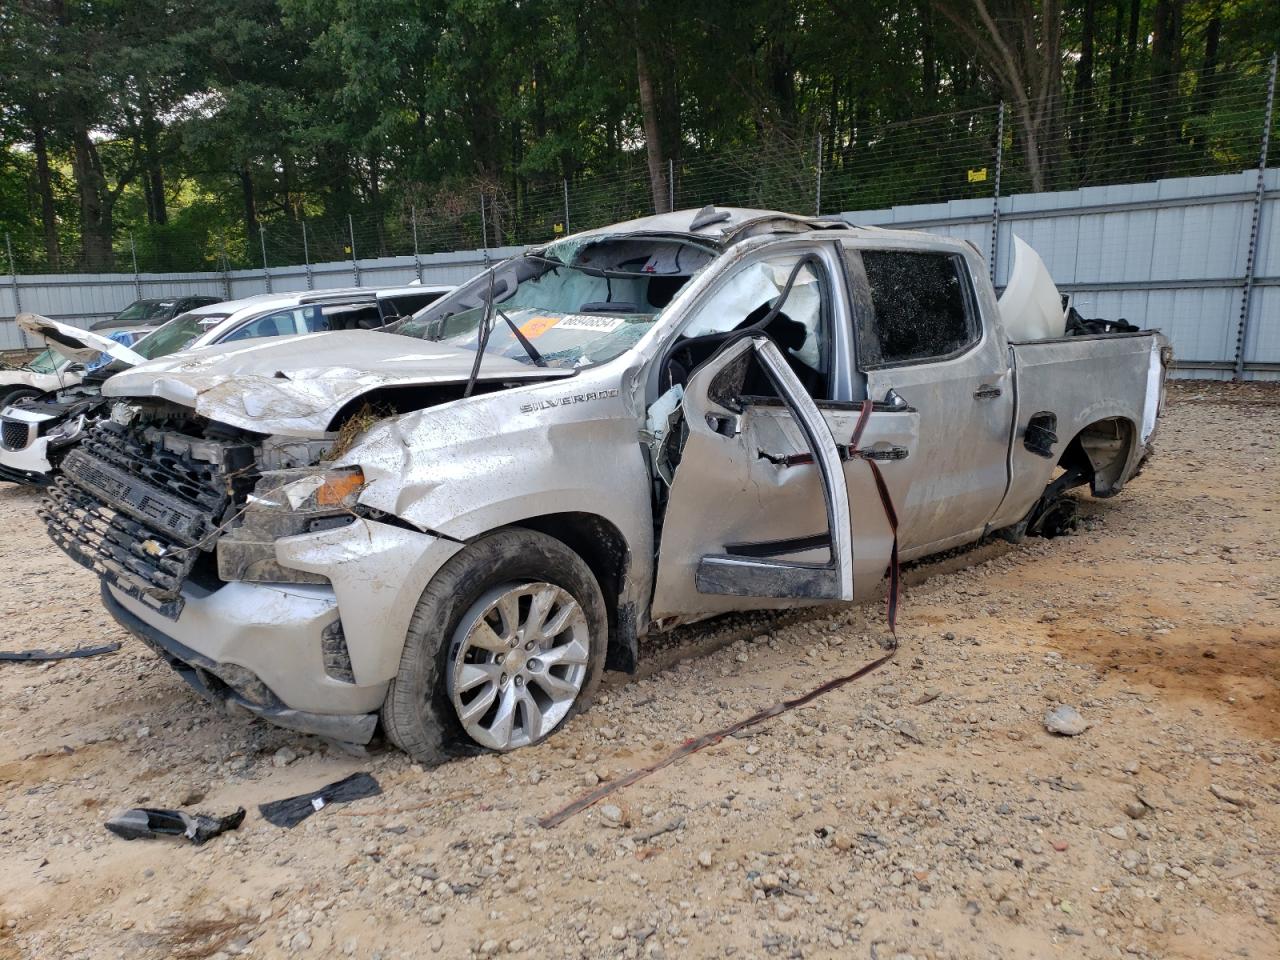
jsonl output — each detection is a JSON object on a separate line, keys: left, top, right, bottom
{"left": 44, "top": 413, "right": 87, "bottom": 449}
{"left": 258, "top": 466, "right": 366, "bottom": 513}
{"left": 216, "top": 467, "right": 366, "bottom": 584}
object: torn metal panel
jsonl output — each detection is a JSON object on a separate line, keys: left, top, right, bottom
{"left": 105, "top": 806, "right": 245, "bottom": 844}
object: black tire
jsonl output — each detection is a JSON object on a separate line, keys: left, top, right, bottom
{"left": 0, "top": 387, "right": 44, "bottom": 411}
{"left": 381, "top": 527, "right": 608, "bottom": 764}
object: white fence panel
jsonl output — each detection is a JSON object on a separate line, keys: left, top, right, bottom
{"left": 2, "top": 171, "right": 1276, "bottom": 378}
{"left": 841, "top": 168, "right": 1279, "bottom": 380}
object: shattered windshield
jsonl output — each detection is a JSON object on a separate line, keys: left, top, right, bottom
{"left": 395, "top": 235, "right": 715, "bottom": 369}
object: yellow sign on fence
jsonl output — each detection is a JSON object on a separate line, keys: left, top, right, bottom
{"left": 967, "top": 168, "right": 988, "bottom": 183}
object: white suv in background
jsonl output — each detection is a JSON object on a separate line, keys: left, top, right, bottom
{"left": 0, "top": 285, "right": 451, "bottom": 484}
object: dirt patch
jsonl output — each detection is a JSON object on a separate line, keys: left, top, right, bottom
{"left": 1049, "top": 618, "right": 1280, "bottom": 740}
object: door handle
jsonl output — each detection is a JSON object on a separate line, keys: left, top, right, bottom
{"left": 973, "top": 385, "right": 1002, "bottom": 400}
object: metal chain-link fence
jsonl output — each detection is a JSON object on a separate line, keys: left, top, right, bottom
{"left": 4, "top": 57, "right": 1276, "bottom": 280}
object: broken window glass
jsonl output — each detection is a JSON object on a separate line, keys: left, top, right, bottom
{"left": 858, "top": 251, "right": 975, "bottom": 366}
{"left": 395, "top": 238, "right": 712, "bottom": 370}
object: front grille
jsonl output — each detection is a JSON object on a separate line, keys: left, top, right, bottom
{"left": 42, "top": 480, "right": 190, "bottom": 619}
{"left": 1, "top": 417, "right": 32, "bottom": 451}
{"left": 39, "top": 421, "right": 256, "bottom": 618}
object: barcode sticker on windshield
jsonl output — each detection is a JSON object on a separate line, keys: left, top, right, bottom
{"left": 557, "top": 315, "right": 627, "bottom": 333}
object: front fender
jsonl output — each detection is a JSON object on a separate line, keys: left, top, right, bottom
{"left": 275, "top": 518, "right": 464, "bottom": 685}
{"left": 346, "top": 384, "right": 653, "bottom": 571}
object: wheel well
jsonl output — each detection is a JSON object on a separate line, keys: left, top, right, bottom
{"left": 512, "top": 512, "right": 636, "bottom": 672}
{"left": 1059, "top": 417, "right": 1136, "bottom": 497}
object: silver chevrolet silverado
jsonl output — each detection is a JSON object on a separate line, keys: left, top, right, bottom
{"left": 38, "top": 207, "right": 1170, "bottom": 761}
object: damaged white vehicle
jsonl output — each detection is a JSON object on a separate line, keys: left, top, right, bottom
{"left": 39, "top": 207, "right": 1170, "bottom": 760}
{"left": 1, "top": 285, "right": 450, "bottom": 485}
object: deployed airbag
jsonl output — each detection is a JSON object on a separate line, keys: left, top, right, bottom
{"left": 998, "top": 236, "right": 1066, "bottom": 342}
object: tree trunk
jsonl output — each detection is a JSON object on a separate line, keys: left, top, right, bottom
{"left": 1119, "top": 0, "right": 1140, "bottom": 140}
{"left": 635, "top": 39, "right": 669, "bottom": 214}
{"left": 32, "top": 123, "right": 60, "bottom": 269}
{"left": 240, "top": 166, "right": 258, "bottom": 251}
{"left": 1149, "top": 0, "right": 1184, "bottom": 177}
{"left": 141, "top": 103, "right": 166, "bottom": 225}
{"left": 920, "top": 2, "right": 938, "bottom": 106}
{"left": 1072, "top": 0, "right": 1097, "bottom": 173}
{"left": 1191, "top": 7, "right": 1222, "bottom": 151}
{"left": 369, "top": 153, "right": 387, "bottom": 256}
{"left": 70, "top": 127, "right": 114, "bottom": 271}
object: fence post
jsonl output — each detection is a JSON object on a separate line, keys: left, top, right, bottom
{"left": 5, "top": 233, "right": 28, "bottom": 349}
{"left": 1234, "top": 52, "right": 1277, "bottom": 381}
{"left": 562, "top": 179, "right": 570, "bottom": 235}
{"left": 347, "top": 214, "right": 361, "bottom": 287}
{"left": 990, "top": 101, "right": 1005, "bottom": 284}
{"left": 668, "top": 158, "right": 676, "bottom": 213}
{"left": 815, "top": 133, "right": 823, "bottom": 216}
{"left": 129, "top": 231, "right": 142, "bottom": 299}
{"left": 219, "top": 234, "right": 232, "bottom": 300}
{"left": 301, "top": 221, "right": 313, "bottom": 290}
{"left": 480, "top": 192, "right": 490, "bottom": 265}
{"left": 411, "top": 205, "right": 423, "bottom": 282}
{"left": 259, "top": 225, "right": 272, "bottom": 293}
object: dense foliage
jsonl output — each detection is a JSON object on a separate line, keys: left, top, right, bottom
{"left": 0, "top": 1, "right": 1276, "bottom": 272}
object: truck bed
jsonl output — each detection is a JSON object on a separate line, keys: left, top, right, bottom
{"left": 988, "top": 330, "right": 1168, "bottom": 532}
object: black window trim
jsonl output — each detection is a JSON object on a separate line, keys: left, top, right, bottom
{"left": 847, "top": 247, "right": 985, "bottom": 372}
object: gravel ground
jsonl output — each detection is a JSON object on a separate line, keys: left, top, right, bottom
{"left": 0, "top": 380, "right": 1276, "bottom": 960}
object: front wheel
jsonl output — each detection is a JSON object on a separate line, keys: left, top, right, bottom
{"left": 381, "top": 528, "right": 607, "bottom": 763}
{"left": 0, "top": 387, "right": 44, "bottom": 411}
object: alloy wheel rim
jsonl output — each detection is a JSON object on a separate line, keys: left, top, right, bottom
{"left": 446, "top": 581, "right": 590, "bottom": 750}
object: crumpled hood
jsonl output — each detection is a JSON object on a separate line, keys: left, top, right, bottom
{"left": 17, "top": 313, "right": 146, "bottom": 366}
{"left": 102, "top": 329, "right": 574, "bottom": 436}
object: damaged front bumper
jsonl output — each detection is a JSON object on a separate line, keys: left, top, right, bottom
{"left": 43, "top": 415, "right": 467, "bottom": 744}
{"left": 99, "top": 514, "right": 466, "bottom": 744}
{"left": 103, "top": 579, "right": 381, "bottom": 744}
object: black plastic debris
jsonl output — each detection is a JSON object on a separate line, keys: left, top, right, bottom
{"left": 258, "top": 772, "right": 381, "bottom": 828}
{"left": 105, "top": 806, "right": 245, "bottom": 845}
{"left": 0, "top": 642, "right": 122, "bottom": 662}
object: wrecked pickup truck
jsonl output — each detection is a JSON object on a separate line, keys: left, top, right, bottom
{"left": 38, "top": 207, "right": 1169, "bottom": 760}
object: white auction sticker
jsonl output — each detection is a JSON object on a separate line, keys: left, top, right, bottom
{"left": 556, "top": 314, "right": 627, "bottom": 333}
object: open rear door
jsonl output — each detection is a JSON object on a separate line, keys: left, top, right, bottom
{"left": 651, "top": 335, "right": 918, "bottom": 620}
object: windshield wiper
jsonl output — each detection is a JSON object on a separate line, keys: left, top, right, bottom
{"left": 462, "top": 268, "right": 499, "bottom": 398}
{"left": 495, "top": 308, "right": 547, "bottom": 367}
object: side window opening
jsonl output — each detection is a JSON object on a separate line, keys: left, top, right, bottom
{"left": 855, "top": 251, "right": 977, "bottom": 367}
{"left": 318, "top": 303, "right": 382, "bottom": 331}
{"left": 222, "top": 306, "right": 321, "bottom": 343}
{"left": 664, "top": 255, "right": 830, "bottom": 401}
